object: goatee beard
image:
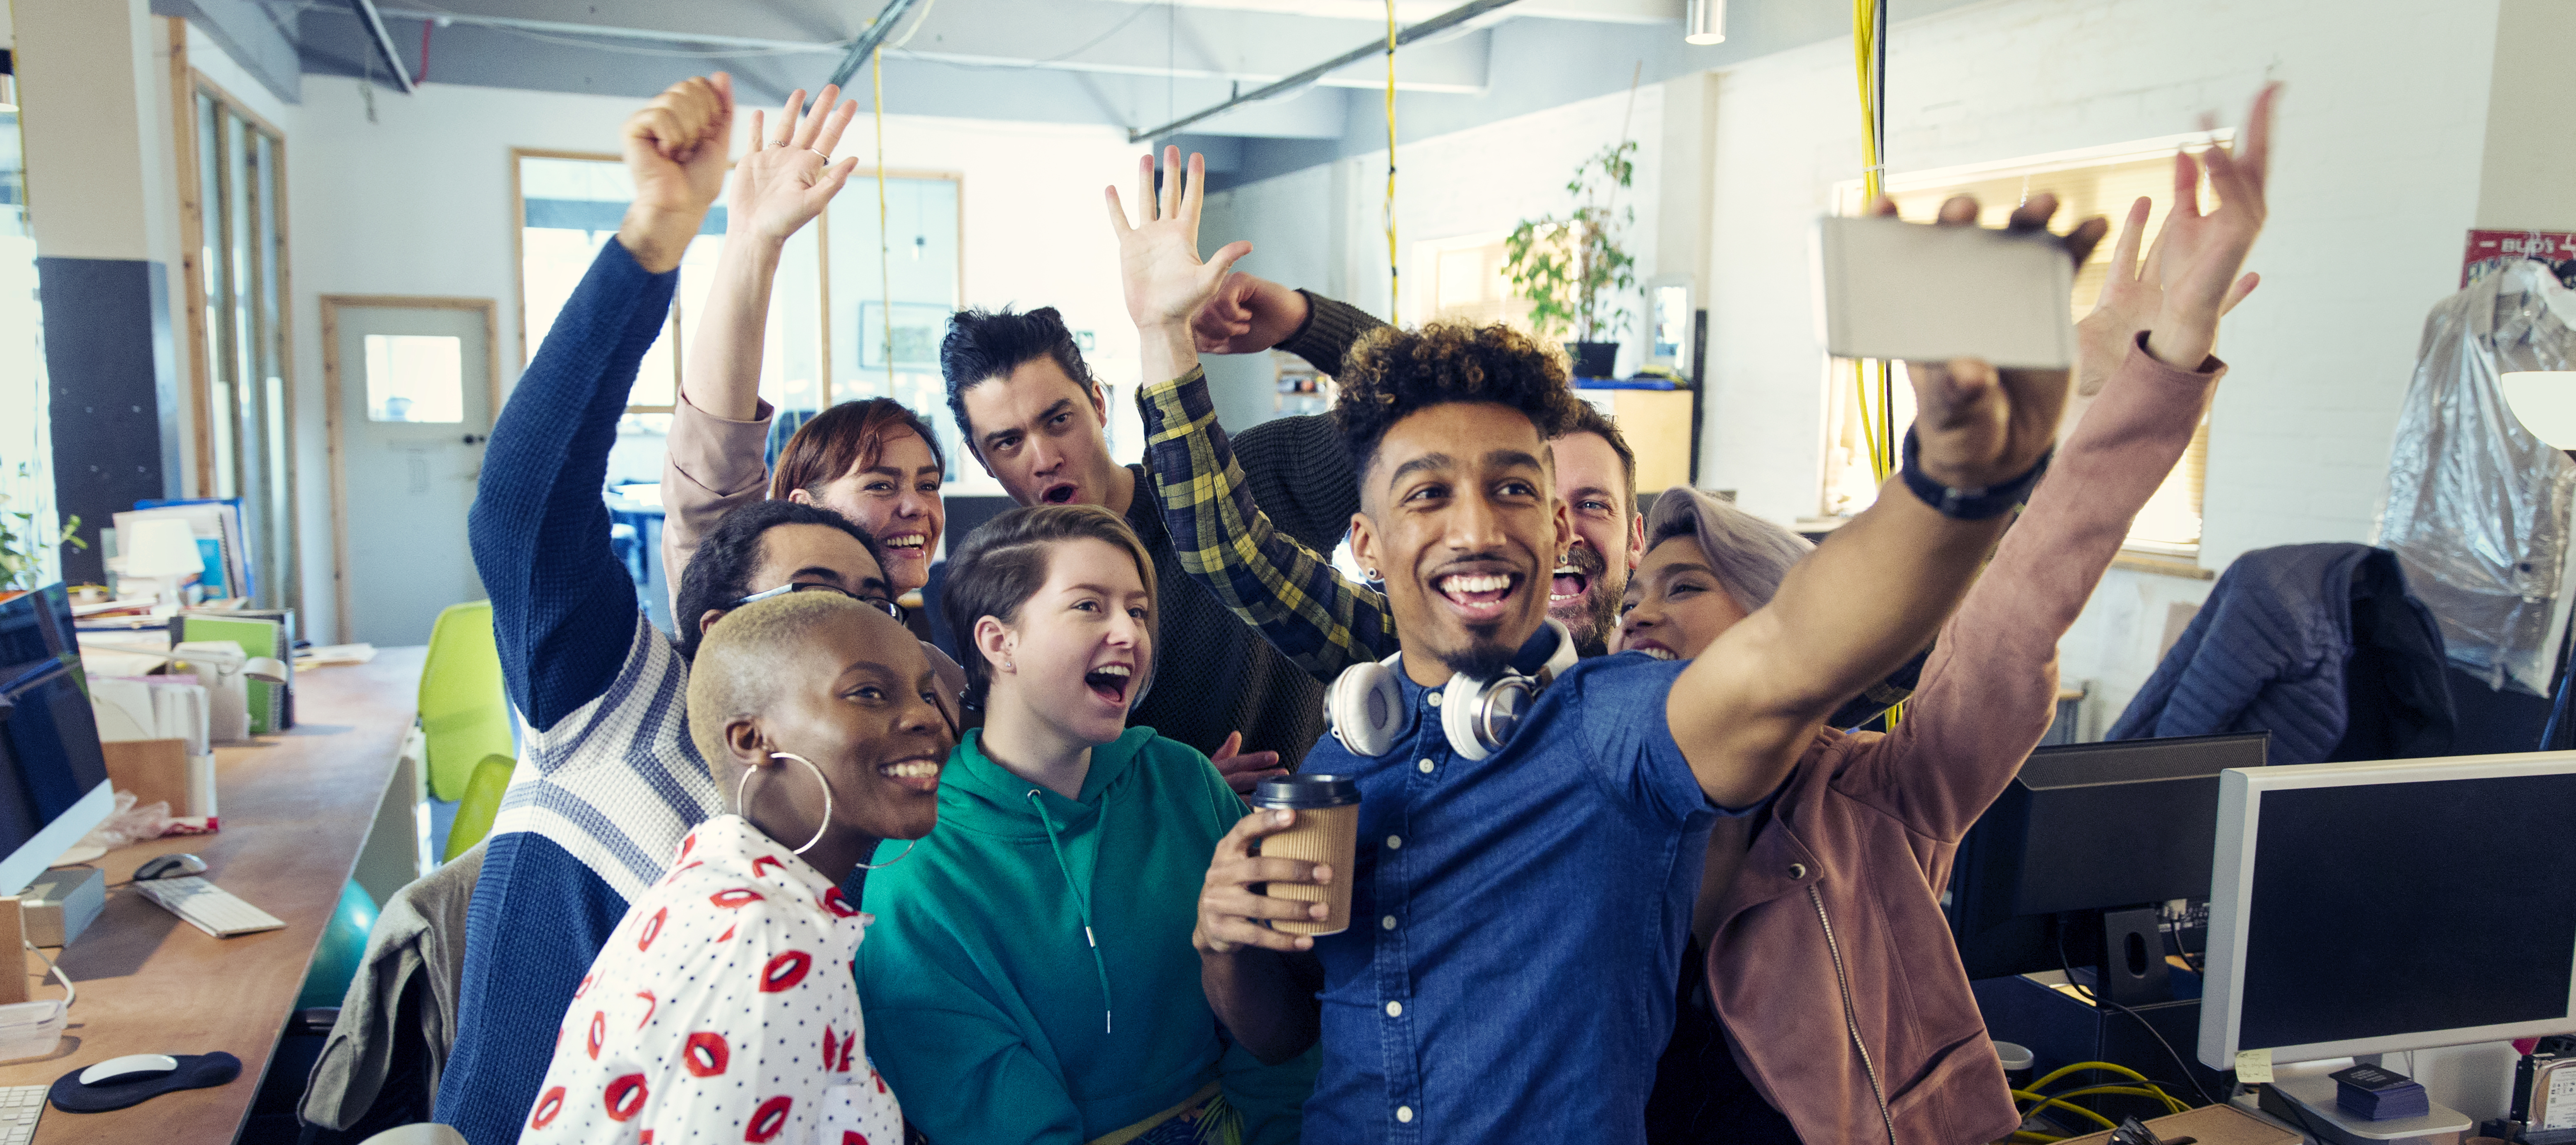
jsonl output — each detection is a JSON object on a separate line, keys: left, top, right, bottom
{"left": 1438, "top": 638, "right": 1516, "bottom": 683}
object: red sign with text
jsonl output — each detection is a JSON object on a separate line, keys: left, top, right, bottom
{"left": 2465, "top": 229, "right": 2576, "bottom": 286}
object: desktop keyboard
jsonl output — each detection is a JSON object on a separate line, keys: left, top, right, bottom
{"left": 134, "top": 877, "right": 285, "bottom": 938}
{"left": 0, "top": 1084, "right": 44, "bottom": 1142}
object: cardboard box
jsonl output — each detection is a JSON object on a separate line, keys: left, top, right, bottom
{"left": 2057, "top": 1103, "right": 2302, "bottom": 1145}
{"left": 100, "top": 738, "right": 217, "bottom": 818}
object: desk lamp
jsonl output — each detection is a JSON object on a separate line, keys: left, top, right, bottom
{"left": 115, "top": 518, "right": 204, "bottom": 615}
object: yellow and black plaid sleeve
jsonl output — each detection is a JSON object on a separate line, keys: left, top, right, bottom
{"left": 1140, "top": 366, "right": 1396, "bottom": 682}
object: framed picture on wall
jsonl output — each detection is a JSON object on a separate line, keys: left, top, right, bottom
{"left": 859, "top": 301, "right": 954, "bottom": 370}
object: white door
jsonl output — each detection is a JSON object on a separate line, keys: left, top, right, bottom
{"left": 327, "top": 298, "right": 496, "bottom": 646}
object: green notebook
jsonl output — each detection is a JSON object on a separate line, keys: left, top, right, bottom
{"left": 179, "top": 614, "right": 288, "bottom": 735}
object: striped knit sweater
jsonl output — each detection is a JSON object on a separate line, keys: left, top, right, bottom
{"left": 438, "top": 239, "right": 722, "bottom": 1145}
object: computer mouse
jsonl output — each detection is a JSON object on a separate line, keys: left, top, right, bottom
{"left": 78, "top": 1053, "right": 178, "bottom": 1086}
{"left": 132, "top": 854, "right": 206, "bottom": 882}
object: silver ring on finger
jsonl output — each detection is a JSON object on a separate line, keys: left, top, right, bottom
{"left": 807, "top": 148, "right": 831, "bottom": 160}
{"left": 768, "top": 139, "right": 790, "bottom": 148}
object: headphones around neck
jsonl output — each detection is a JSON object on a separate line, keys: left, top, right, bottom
{"left": 1323, "top": 618, "right": 1578, "bottom": 761}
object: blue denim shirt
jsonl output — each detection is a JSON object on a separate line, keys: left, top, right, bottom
{"left": 1298, "top": 642, "right": 1719, "bottom": 1144}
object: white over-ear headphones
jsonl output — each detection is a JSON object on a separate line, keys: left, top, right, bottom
{"left": 1323, "top": 618, "right": 1578, "bottom": 761}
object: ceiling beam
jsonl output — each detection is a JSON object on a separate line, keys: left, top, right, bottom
{"left": 824, "top": 0, "right": 924, "bottom": 92}
{"left": 345, "top": 0, "right": 414, "bottom": 92}
{"left": 1128, "top": 0, "right": 1519, "bottom": 142}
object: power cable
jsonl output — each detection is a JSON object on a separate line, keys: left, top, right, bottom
{"left": 1384, "top": 0, "right": 1400, "bottom": 315}
{"left": 874, "top": 46, "right": 894, "bottom": 396}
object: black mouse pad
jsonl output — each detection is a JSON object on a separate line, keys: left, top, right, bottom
{"left": 48, "top": 1052, "right": 240, "bottom": 1112}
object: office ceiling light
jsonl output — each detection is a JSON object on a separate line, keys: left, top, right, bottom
{"left": 1685, "top": 0, "right": 1726, "bottom": 44}
{"left": 2502, "top": 371, "right": 2576, "bottom": 449}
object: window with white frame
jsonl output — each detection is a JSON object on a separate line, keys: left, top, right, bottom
{"left": 1822, "top": 133, "right": 2228, "bottom": 557}
{"left": 512, "top": 153, "right": 971, "bottom": 481}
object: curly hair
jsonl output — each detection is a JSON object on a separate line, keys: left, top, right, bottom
{"left": 1330, "top": 321, "right": 1586, "bottom": 480}
{"left": 673, "top": 499, "right": 887, "bottom": 661}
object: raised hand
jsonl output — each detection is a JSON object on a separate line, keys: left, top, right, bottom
{"left": 1884, "top": 192, "right": 2108, "bottom": 490}
{"left": 1108, "top": 146, "right": 1254, "bottom": 332}
{"left": 731, "top": 86, "right": 861, "bottom": 246}
{"left": 2147, "top": 83, "right": 2278, "bottom": 369}
{"left": 2074, "top": 196, "right": 2259, "bottom": 406}
{"left": 1193, "top": 809, "right": 1329, "bottom": 955}
{"left": 1192, "top": 272, "right": 1312, "bottom": 355}
{"left": 1209, "top": 729, "right": 1286, "bottom": 796}
{"left": 618, "top": 74, "right": 734, "bottom": 272}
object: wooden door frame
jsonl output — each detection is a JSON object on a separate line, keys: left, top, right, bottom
{"left": 318, "top": 295, "right": 502, "bottom": 642}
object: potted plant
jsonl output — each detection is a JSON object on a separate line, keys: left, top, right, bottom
{"left": 0, "top": 461, "right": 85, "bottom": 600}
{"left": 1504, "top": 140, "right": 1639, "bottom": 380}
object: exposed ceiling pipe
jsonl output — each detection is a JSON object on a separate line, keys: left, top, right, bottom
{"left": 348, "top": 0, "right": 417, "bottom": 93}
{"left": 1127, "top": 0, "right": 1522, "bottom": 143}
{"left": 825, "top": 0, "right": 925, "bottom": 92}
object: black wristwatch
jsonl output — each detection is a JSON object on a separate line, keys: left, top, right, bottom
{"left": 1899, "top": 427, "right": 2050, "bottom": 520}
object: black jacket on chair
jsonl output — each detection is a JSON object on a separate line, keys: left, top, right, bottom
{"left": 2108, "top": 543, "right": 2454, "bottom": 764}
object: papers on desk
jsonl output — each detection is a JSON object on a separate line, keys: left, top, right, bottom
{"left": 295, "top": 643, "right": 378, "bottom": 668}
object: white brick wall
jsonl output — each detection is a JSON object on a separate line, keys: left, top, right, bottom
{"left": 1205, "top": 81, "right": 1668, "bottom": 367}
{"left": 1696, "top": 0, "right": 2507, "bottom": 723}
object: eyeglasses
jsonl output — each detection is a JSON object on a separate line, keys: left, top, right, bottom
{"left": 732, "top": 581, "right": 907, "bottom": 623}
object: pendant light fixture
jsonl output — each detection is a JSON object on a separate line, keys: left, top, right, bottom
{"left": 1685, "top": 0, "right": 1726, "bottom": 44}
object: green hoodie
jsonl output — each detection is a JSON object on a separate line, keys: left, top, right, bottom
{"left": 857, "top": 726, "right": 1318, "bottom": 1144}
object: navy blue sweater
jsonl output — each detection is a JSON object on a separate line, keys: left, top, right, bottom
{"left": 439, "top": 239, "right": 695, "bottom": 1145}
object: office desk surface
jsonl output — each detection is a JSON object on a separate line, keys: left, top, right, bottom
{"left": 2, "top": 646, "right": 426, "bottom": 1143}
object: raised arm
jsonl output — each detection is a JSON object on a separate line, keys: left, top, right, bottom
{"left": 1194, "top": 271, "right": 1387, "bottom": 376}
{"left": 1115, "top": 148, "right": 1399, "bottom": 678}
{"left": 659, "top": 87, "right": 859, "bottom": 594}
{"left": 1138, "top": 367, "right": 1396, "bottom": 678}
{"left": 470, "top": 75, "right": 730, "bottom": 730}
{"left": 1846, "top": 85, "right": 2274, "bottom": 834}
{"left": 1670, "top": 193, "right": 2109, "bottom": 809}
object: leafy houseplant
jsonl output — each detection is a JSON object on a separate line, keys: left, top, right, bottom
{"left": 1504, "top": 140, "right": 1639, "bottom": 379}
{"left": 0, "top": 461, "right": 85, "bottom": 597}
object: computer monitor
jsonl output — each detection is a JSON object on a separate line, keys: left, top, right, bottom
{"left": 0, "top": 584, "right": 115, "bottom": 898}
{"left": 1947, "top": 732, "right": 2269, "bottom": 980}
{"left": 2198, "top": 752, "right": 2576, "bottom": 1070}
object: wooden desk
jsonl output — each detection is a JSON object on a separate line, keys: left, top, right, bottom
{"left": 0, "top": 647, "right": 426, "bottom": 1143}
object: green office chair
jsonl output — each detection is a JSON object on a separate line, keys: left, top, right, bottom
{"left": 442, "top": 754, "right": 516, "bottom": 862}
{"left": 419, "top": 601, "right": 512, "bottom": 802}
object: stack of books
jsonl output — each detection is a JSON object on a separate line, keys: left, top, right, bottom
{"left": 2332, "top": 1064, "right": 2431, "bottom": 1121}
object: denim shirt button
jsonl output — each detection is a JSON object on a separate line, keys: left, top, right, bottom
{"left": 1427, "top": 692, "right": 1443, "bottom": 707}
{"left": 1416, "top": 759, "right": 1434, "bottom": 774}
{"left": 1396, "top": 1106, "right": 1415, "bottom": 1124}
{"left": 1386, "top": 835, "right": 1403, "bottom": 849}
{"left": 1385, "top": 1000, "right": 1403, "bottom": 1017}
{"left": 1788, "top": 862, "right": 1808, "bottom": 880}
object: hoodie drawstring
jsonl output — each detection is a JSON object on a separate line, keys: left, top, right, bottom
{"left": 1028, "top": 789, "right": 1115, "bottom": 1035}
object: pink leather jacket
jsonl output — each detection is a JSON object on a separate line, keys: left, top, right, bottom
{"left": 1705, "top": 337, "right": 2223, "bottom": 1145}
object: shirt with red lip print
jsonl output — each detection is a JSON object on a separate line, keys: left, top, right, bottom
{"left": 522, "top": 814, "right": 903, "bottom": 1145}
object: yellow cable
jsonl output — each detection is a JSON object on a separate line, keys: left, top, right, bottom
{"left": 2030, "top": 1061, "right": 2159, "bottom": 1094}
{"left": 1384, "top": 0, "right": 1399, "bottom": 315}
{"left": 2009, "top": 1133, "right": 2065, "bottom": 1144}
{"left": 2010, "top": 1091, "right": 2122, "bottom": 1134}
{"left": 874, "top": 46, "right": 893, "bottom": 395}
{"left": 2045, "top": 1084, "right": 2190, "bottom": 1115}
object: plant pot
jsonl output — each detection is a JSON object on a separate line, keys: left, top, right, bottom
{"left": 1570, "top": 341, "right": 1620, "bottom": 381}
